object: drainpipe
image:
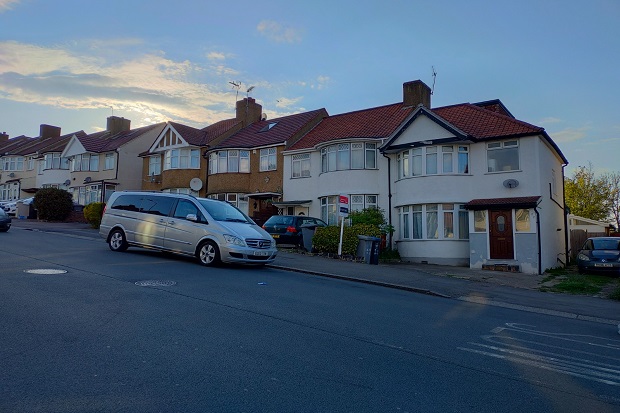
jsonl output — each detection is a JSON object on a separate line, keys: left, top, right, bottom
{"left": 381, "top": 152, "right": 393, "bottom": 249}
{"left": 561, "top": 164, "right": 569, "bottom": 267}
{"left": 535, "top": 201, "right": 542, "bottom": 275}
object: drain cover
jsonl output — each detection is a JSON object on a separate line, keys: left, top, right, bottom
{"left": 25, "top": 269, "right": 68, "bottom": 274}
{"left": 135, "top": 280, "right": 177, "bottom": 287}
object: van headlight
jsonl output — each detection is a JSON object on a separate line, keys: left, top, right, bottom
{"left": 223, "top": 234, "right": 246, "bottom": 247}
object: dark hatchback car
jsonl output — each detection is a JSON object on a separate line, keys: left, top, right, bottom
{"left": 262, "top": 215, "right": 327, "bottom": 247}
{"left": 0, "top": 208, "right": 12, "bottom": 232}
{"left": 577, "top": 237, "right": 620, "bottom": 275}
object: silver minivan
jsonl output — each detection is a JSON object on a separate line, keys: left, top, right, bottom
{"left": 99, "top": 191, "right": 277, "bottom": 266}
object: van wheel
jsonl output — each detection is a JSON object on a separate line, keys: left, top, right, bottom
{"left": 198, "top": 240, "right": 220, "bottom": 266}
{"left": 109, "top": 229, "right": 128, "bottom": 252}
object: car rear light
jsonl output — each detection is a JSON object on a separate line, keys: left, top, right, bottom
{"left": 286, "top": 226, "right": 297, "bottom": 233}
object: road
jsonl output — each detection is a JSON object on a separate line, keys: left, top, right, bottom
{"left": 1, "top": 228, "right": 619, "bottom": 412}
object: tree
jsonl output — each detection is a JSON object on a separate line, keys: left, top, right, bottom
{"left": 564, "top": 164, "right": 611, "bottom": 222}
{"left": 608, "top": 172, "right": 620, "bottom": 231}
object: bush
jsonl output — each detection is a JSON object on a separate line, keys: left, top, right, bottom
{"left": 312, "top": 223, "right": 382, "bottom": 256}
{"left": 33, "top": 188, "right": 74, "bottom": 221}
{"left": 349, "top": 207, "right": 385, "bottom": 227}
{"left": 83, "top": 202, "right": 105, "bottom": 228}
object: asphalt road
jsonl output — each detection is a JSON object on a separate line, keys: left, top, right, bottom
{"left": 1, "top": 229, "right": 619, "bottom": 412}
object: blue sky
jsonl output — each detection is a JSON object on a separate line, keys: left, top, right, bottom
{"left": 1, "top": 0, "right": 618, "bottom": 175}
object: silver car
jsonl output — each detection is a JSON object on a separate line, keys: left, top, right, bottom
{"left": 99, "top": 191, "right": 277, "bottom": 266}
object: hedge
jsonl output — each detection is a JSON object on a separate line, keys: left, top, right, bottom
{"left": 312, "top": 224, "right": 382, "bottom": 256}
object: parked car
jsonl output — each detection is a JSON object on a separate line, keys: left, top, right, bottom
{"left": 99, "top": 191, "right": 277, "bottom": 266}
{"left": 0, "top": 208, "right": 11, "bottom": 232}
{"left": 2, "top": 197, "right": 34, "bottom": 216}
{"left": 262, "top": 215, "right": 327, "bottom": 247}
{"left": 577, "top": 237, "right": 620, "bottom": 275}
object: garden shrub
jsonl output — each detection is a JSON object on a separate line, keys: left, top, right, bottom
{"left": 33, "top": 188, "right": 74, "bottom": 221}
{"left": 83, "top": 202, "right": 105, "bottom": 229}
{"left": 312, "top": 223, "right": 382, "bottom": 256}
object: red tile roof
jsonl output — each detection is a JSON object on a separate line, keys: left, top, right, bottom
{"left": 79, "top": 123, "right": 166, "bottom": 153}
{"left": 432, "top": 103, "right": 543, "bottom": 140}
{"left": 167, "top": 118, "right": 241, "bottom": 147}
{"left": 288, "top": 104, "right": 413, "bottom": 150}
{"left": 213, "top": 109, "right": 327, "bottom": 149}
{"left": 14, "top": 131, "right": 86, "bottom": 156}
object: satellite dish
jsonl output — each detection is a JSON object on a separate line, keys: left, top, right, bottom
{"left": 8, "top": 172, "right": 15, "bottom": 178}
{"left": 503, "top": 179, "right": 519, "bottom": 189}
{"left": 189, "top": 177, "right": 203, "bottom": 191}
{"left": 84, "top": 177, "right": 92, "bottom": 183}
{"left": 64, "top": 179, "right": 71, "bottom": 186}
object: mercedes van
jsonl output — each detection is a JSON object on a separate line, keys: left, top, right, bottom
{"left": 99, "top": 191, "right": 277, "bottom": 266}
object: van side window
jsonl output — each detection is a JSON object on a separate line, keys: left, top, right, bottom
{"left": 110, "top": 195, "right": 142, "bottom": 212}
{"left": 173, "top": 200, "right": 204, "bottom": 221}
{"left": 140, "top": 196, "right": 175, "bottom": 216}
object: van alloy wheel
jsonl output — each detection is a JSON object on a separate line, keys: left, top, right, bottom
{"left": 198, "top": 240, "right": 220, "bottom": 266}
{"left": 109, "top": 229, "right": 128, "bottom": 252}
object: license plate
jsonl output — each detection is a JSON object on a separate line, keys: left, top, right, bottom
{"left": 595, "top": 263, "right": 613, "bottom": 267}
{"left": 254, "top": 251, "right": 269, "bottom": 256}
{"left": 271, "top": 234, "right": 279, "bottom": 238}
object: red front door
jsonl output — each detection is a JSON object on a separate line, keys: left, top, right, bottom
{"left": 489, "top": 210, "right": 514, "bottom": 259}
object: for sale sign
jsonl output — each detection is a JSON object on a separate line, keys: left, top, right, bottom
{"left": 338, "top": 194, "right": 349, "bottom": 217}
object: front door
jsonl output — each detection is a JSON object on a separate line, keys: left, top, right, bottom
{"left": 489, "top": 209, "right": 514, "bottom": 259}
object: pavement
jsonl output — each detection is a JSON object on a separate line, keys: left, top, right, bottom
{"left": 9, "top": 218, "right": 620, "bottom": 327}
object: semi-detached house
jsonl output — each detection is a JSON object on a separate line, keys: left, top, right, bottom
{"left": 282, "top": 80, "right": 568, "bottom": 274}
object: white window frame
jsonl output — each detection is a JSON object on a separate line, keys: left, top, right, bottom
{"left": 209, "top": 150, "right": 250, "bottom": 174}
{"left": 487, "top": 140, "right": 519, "bottom": 172}
{"left": 292, "top": 153, "right": 310, "bottom": 178}
{"left": 321, "top": 142, "right": 377, "bottom": 173}
{"left": 398, "top": 145, "right": 469, "bottom": 179}
{"left": 104, "top": 153, "right": 116, "bottom": 170}
{"left": 164, "top": 148, "right": 200, "bottom": 171}
{"left": 149, "top": 155, "right": 161, "bottom": 175}
{"left": 260, "top": 148, "right": 277, "bottom": 171}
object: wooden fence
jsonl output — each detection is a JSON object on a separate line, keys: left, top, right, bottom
{"left": 569, "top": 230, "right": 607, "bottom": 260}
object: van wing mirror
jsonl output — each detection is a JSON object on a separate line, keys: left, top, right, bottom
{"left": 186, "top": 213, "right": 198, "bottom": 222}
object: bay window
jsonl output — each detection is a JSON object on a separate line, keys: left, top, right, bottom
{"left": 399, "top": 203, "right": 469, "bottom": 240}
{"left": 321, "top": 142, "right": 377, "bottom": 173}
{"left": 164, "top": 148, "right": 199, "bottom": 170}
{"left": 398, "top": 144, "right": 469, "bottom": 178}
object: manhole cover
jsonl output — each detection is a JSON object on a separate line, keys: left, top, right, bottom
{"left": 25, "top": 269, "right": 68, "bottom": 274}
{"left": 135, "top": 280, "right": 177, "bottom": 287}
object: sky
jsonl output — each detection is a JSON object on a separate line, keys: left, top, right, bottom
{"left": 1, "top": 0, "right": 619, "bottom": 175}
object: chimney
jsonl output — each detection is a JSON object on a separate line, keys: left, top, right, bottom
{"left": 39, "top": 124, "right": 61, "bottom": 139}
{"left": 107, "top": 116, "right": 131, "bottom": 135}
{"left": 235, "top": 98, "right": 263, "bottom": 127}
{"left": 0, "top": 132, "right": 8, "bottom": 143}
{"left": 403, "top": 80, "right": 431, "bottom": 108}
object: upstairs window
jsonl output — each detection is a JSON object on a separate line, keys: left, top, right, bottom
{"left": 73, "top": 154, "right": 98, "bottom": 172}
{"left": 321, "top": 142, "right": 377, "bottom": 173}
{"left": 260, "top": 148, "right": 277, "bottom": 171}
{"left": 398, "top": 145, "right": 469, "bottom": 178}
{"left": 164, "top": 148, "right": 199, "bottom": 170}
{"left": 208, "top": 150, "right": 250, "bottom": 174}
{"left": 44, "top": 153, "right": 69, "bottom": 170}
{"left": 487, "top": 140, "right": 519, "bottom": 172}
{"left": 149, "top": 155, "right": 161, "bottom": 175}
{"left": 3, "top": 156, "right": 24, "bottom": 171}
{"left": 292, "top": 153, "right": 310, "bottom": 178}
{"left": 104, "top": 153, "right": 116, "bottom": 170}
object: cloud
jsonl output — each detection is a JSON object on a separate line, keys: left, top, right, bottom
{"left": 0, "top": 0, "right": 20, "bottom": 12}
{"left": 207, "top": 52, "right": 226, "bottom": 60}
{"left": 275, "top": 97, "right": 302, "bottom": 108}
{"left": 0, "top": 40, "right": 240, "bottom": 126}
{"left": 550, "top": 127, "right": 588, "bottom": 143}
{"left": 538, "top": 117, "right": 562, "bottom": 125}
{"left": 311, "top": 75, "right": 330, "bottom": 90}
{"left": 257, "top": 20, "right": 302, "bottom": 43}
